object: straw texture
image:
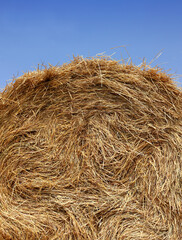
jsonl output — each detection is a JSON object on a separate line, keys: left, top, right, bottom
{"left": 0, "top": 57, "right": 181, "bottom": 239}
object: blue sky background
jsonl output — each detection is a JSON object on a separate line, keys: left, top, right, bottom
{"left": 0, "top": 0, "right": 182, "bottom": 89}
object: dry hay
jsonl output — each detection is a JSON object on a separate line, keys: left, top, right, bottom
{"left": 0, "top": 57, "right": 181, "bottom": 240}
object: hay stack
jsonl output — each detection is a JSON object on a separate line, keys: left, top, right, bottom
{"left": 0, "top": 57, "right": 181, "bottom": 240}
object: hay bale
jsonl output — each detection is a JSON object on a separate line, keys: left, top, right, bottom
{"left": 0, "top": 57, "right": 181, "bottom": 240}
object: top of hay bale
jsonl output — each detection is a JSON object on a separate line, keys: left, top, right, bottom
{"left": 0, "top": 57, "right": 181, "bottom": 239}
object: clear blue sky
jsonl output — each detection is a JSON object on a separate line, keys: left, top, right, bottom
{"left": 0, "top": 0, "right": 182, "bottom": 89}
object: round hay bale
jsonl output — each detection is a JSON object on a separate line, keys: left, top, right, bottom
{"left": 0, "top": 57, "right": 181, "bottom": 240}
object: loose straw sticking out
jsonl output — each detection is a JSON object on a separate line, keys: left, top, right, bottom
{"left": 0, "top": 57, "right": 181, "bottom": 240}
